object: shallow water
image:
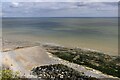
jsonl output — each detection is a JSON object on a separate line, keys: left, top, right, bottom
{"left": 2, "top": 17, "right": 118, "bottom": 55}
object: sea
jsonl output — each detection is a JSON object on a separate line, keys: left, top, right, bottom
{"left": 2, "top": 17, "right": 118, "bottom": 56}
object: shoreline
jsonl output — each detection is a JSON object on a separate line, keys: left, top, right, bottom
{"left": 2, "top": 46, "right": 118, "bottom": 79}
{"left": 1, "top": 39, "right": 120, "bottom": 79}
{"left": 2, "top": 39, "right": 118, "bottom": 57}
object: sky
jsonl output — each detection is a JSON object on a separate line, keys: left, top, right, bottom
{"left": 1, "top": 0, "right": 119, "bottom": 17}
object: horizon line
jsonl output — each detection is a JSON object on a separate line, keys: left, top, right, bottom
{"left": 2, "top": 17, "right": 118, "bottom": 18}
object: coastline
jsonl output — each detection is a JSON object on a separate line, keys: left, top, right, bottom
{"left": 2, "top": 39, "right": 118, "bottom": 56}
{"left": 1, "top": 39, "right": 119, "bottom": 79}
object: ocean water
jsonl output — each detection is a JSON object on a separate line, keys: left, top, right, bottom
{"left": 2, "top": 17, "right": 118, "bottom": 55}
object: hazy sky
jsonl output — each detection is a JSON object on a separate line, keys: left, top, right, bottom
{"left": 1, "top": 0, "right": 118, "bottom": 17}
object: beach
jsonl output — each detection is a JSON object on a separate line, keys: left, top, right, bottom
{"left": 1, "top": 17, "right": 119, "bottom": 79}
{"left": 1, "top": 39, "right": 119, "bottom": 79}
{"left": 1, "top": 2, "right": 119, "bottom": 79}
